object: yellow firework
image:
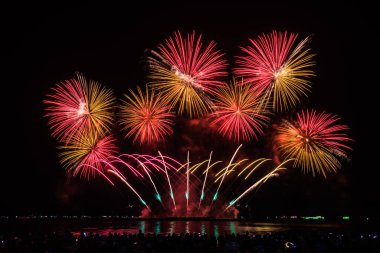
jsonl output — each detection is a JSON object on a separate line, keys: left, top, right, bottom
{"left": 147, "top": 31, "right": 227, "bottom": 118}
{"left": 44, "top": 72, "right": 116, "bottom": 142}
{"left": 235, "top": 31, "right": 315, "bottom": 112}
{"left": 210, "top": 79, "right": 270, "bottom": 142}
{"left": 59, "top": 131, "right": 118, "bottom": 179}
{"left": 275, "top": 110, "right": 352, "bottom": 177}
{"left": 76, "top": 72, "right": 116, "bottom": 136}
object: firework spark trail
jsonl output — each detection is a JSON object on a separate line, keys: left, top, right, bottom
{"left": 110, "top": 156, "right": 144, "bottom": 177}
{"left": 244, "top": 158, "right": 271, "bottom": 180}
{"left": 96, "top": 158, "right": 128, "bottom": 180}
{"left": 159, "top": 151, "right": 176, "bottom": 210}
{"left": 108, "top": 170, "right": 150, "bottom": 211}
{"left": 256, "top": 82, "right": 275, "bottom": 112}
{"left": 212, "top": 145, "right": 243, "bottom": 202}
{"left": 213, "top": 159, "right": 246, "bottom": 181}
{"left": 186, "top": 151, "right": 189, "bottom": 211}
{"left": 199, "top": 151, "right": 213, "bottom": 209}
{"left": 76, "top": 164, "right": 115, "bottom": 186}
{"left": 189, "top": 160, "right": 209, "bottom": 173}
{"left": 129, "top": 154, "right": 166, "bottom": 173}
{"left": 237, "top": 158, "right": 265, "bottom": 177}
{"left": 132, "top": 154, "right": 181, "bottom": 172}
{"left": 226, "top": 159, "right": 293, "bottom": 210}
{"left": 125, "top": 155, "right": 162, "bottom": 203}
{"left": 213, "top": 159, "right": 247, "bottom": 183}
{"left": 202, "top": 161, "right": 222, "bottom": 174}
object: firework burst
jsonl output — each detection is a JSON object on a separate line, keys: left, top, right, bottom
{"left": 59, "top": 132, "right": 118, "bottom": 179}
{"left": 147, "top": 31, "right": 227, "bottom": 117}
{"left": 44, "top": 73, "right": 115, "bottom": 142}
{"left": 235, "top": 31, "right": 315, "bottom": 111}
{"left": 275, "top": 109, "right": 352, "bottom": 177}
{"left": 210, "top": 79, "right": 269, "bottom": 142}
{"left": 120, "top": 86, "right": 175, "bottom": 145}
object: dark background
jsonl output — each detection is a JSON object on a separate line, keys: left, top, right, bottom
{"left": 2, "top": 2, "right": 378, "bottom": 218}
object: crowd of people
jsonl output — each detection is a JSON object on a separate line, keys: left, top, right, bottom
{"left": 1, "top": 229, "right": 379, "bottom": 253}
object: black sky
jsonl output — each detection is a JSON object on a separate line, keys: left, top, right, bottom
{"left": 2, "top": 2, "right": 378, "bottom": 217}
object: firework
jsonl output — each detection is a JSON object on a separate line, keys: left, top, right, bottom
{"left": 147, "top": 31, "right": 227, "bottom": 117}
{"left": 120, "top": 86, "right": 174, "bottom": 145}
{"left": 275, "top": 110, "right": 352, "bottom": 177}
{"left": 108, "top": 170, "right": 150, "bottom": 210}
{"left": 212, "top": 144, "right": 242, "bottom": 202}
{"left": 159, "top": 151, "right": 176, "bottom": 210}
{"left": 59, "top": 132, "right": 118, "bottom": 179}
{"left": 226, "top": 159, "right": 291, "bottom": 210}
{"left": 235, "top": 31, "right": 315, "bottom": 111}
{"left": 210, "top": 79, "right": 269, "bottom": 142}
{"left": 199, "top": 151, "right": 212, "bottom": 208}
{"left": 44, "top": 73, "right": 115, "bottom": 142}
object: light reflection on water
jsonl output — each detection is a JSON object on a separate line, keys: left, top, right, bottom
{"left": 78, "top": 220, "right": 341, "bottom": 236}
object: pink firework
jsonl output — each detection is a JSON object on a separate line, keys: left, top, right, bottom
{"left": 148, "top": 31, "right": 228, "bottom": 117}
{"left": 210, "top": 79, "right": 269, "bottom": 142}
{"left": 276, "top": 109, "right": 352, "bottom": 176}
{"left": 59, "top": 133, "right": 119, "bottom": 179}
{"left": 234, "top": 31, "right": 315, "bottom": 111}
{"left": 44, "top": 73, "right": 115, "bottom": 142}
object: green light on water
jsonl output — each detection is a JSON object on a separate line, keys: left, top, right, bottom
{"left": 342, "top": 216, "right": 350, "bottom": 220}
{"left": 140, "top": 221, "right": 145, "bottom": 233}
{"left": 213, "top": 224, "right": 219, "bottom": 239}
{"left": 229, "top": 222, "right": 236, "bottom": 235}
{"left": 304, "top": 216, "right": 324, "bottom": 220}
{"left": 155, "top": 221, "right": 161, "bottom": 234}
{"left": 201, "top": 223, "right": 205, "bottom": 235}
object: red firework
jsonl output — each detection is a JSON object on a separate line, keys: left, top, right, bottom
{"left": 276, "top": 109, "right": 352, "bottom": 176}
{"left": 120, "top": 86, "right": 175, "bottom": 145}
{"left": 234, "top": 31, "right": 315, "bottom": 111}
{"left": 210, "top": 79, "right": 269, "bottom": 142}
{"left": 44, "top": 73, "right": 115, "bottom": 142}
{"left": 157, "top": 31, "right": 228, "bottom": 94}
{"left": 147, "top": 31, "right": 228, "bottom": 117}
{"left": 59, "top": 133, "right": 118, "bottom": 179}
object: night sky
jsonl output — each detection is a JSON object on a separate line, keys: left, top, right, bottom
{"left": 2, "top": 2, "right": 378, "bottom": 218}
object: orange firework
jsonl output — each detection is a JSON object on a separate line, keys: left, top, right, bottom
{"left": 120, "top": 86, "right": 175, "bottom": 145}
